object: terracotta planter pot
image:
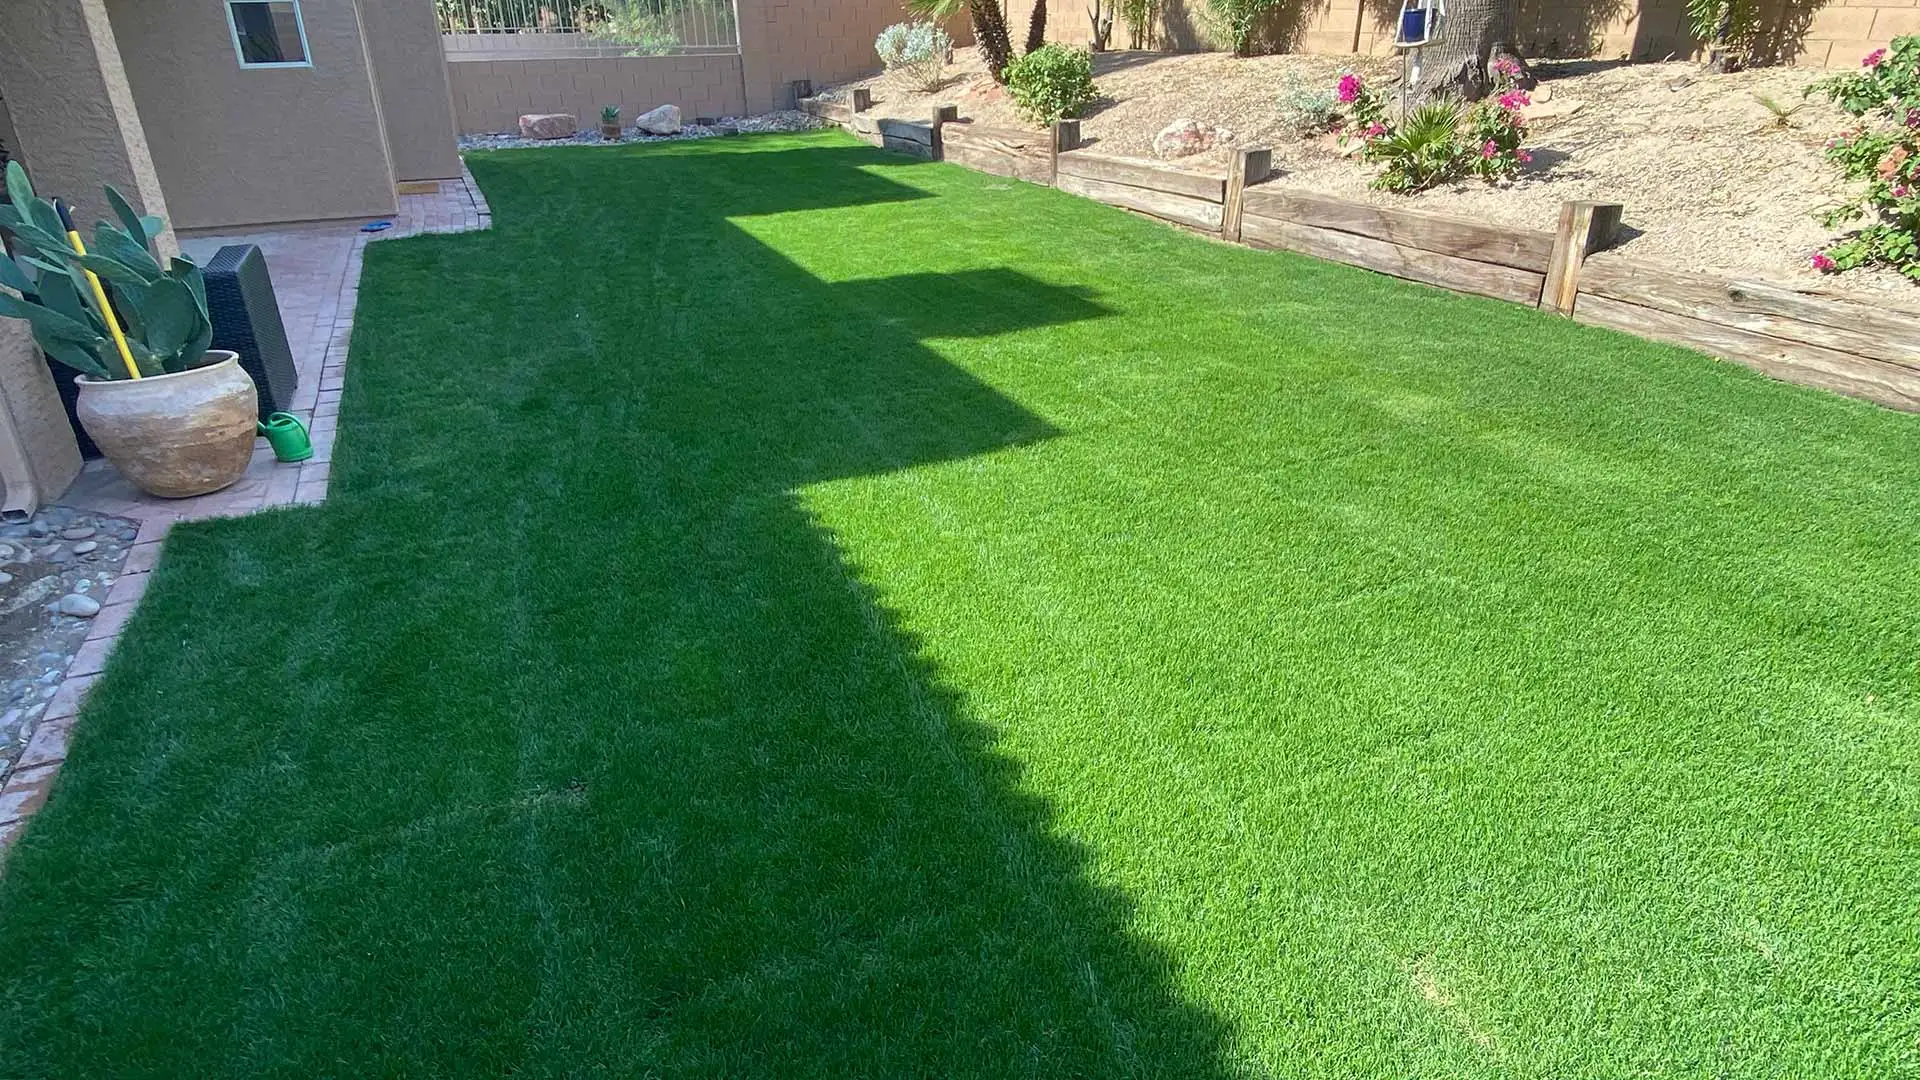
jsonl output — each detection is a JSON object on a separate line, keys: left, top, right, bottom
{"left": 601, "top": 123, "right": 622, "bottom": 140}
{"left": 75, "top": 352, "right": 259, "bottom": 498}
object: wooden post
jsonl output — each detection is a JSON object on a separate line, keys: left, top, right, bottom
{"left": 851, "top": 87, "right": 872, "bottom": 113}
{"left": 1222, "top": 146, "right": 1272, "bottom": 243}
{"left": 790, "top": 79, "right": 813, "bottom": 107}
{"left": 930, "top": 105, "right": 958, "bottom": 161}
{"left": 1050, "top": 119, "right": 1081, "bottom": 186}
{"left": 1542, "top": 200, "right": 1624, "bottom": 315}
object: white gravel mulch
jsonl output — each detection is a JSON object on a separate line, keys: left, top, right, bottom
{"left": 826, "top": 48, "right": 1916, "bottom": 302}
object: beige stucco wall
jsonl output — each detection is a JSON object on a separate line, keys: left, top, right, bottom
{"left": 0, "top": 316, "right": 82, "bottom": 516}
{"left": 360, "top": 0, "right": 463, "bottom": 179}
{"left": 446, "top": 54, "right": 746, "bottom": 134}
{"left": 0, "top": 95, "right": 21, "bottom": 170}
{"left": 0, "top": 0, "right": 177, "bottom": 256}
{"left": 105, "top": 0, "right": 398, "bottom": 230}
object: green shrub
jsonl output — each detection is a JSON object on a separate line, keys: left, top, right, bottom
{"left": 1003, "top": 44, "right": 1096, "bottom": 124}
{"left": 1334, "top": 64, "right": 1533, "bottom": 193}
{"left": 1203, "top": 0, "right": 1284, "bottom": 56}
{"left": 875, "top": 21, "right": 952, "bottom": 93}
{"left": 586, "top": 1, "right": 681, "bottom": 56}
{"left": 1120, "top": 0, "right": 1156, "bottom": 48}
{"left": 1686, "top": 0, "right": 1759, "bottom": 67}
{"left": 1275, "top": 71, "right": 1338, "bottom": 138}
{"left": 1811, "top": 37, "right": 1920, "bottom": 278}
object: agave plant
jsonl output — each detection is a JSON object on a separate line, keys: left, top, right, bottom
{"left": 0, "top": 161, "right": 212, "bottom": 380}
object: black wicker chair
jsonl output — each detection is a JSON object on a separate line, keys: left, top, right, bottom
{"left": 204, "top": 244, "right": 298, "bottom": 421}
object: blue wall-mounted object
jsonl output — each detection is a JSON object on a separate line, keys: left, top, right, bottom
{"left": 1395, "top": 0, "right": 1443, "bottom": 48}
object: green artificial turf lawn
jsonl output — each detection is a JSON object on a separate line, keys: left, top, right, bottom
{"left": 0, "top": 131, "right": 1916, "bottom": 1078}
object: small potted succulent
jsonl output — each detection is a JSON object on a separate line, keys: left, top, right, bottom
{"left": 600, "top": 105, "right": 623, "bottom": 140}
{"left": 0, "top": 162, "right": 257, "bottom": 498}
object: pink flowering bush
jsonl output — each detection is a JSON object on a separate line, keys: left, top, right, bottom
{"left": 1813, "top": 36, "right": 1920, "bottom": 278}
{"left": 1332, "top": 64, "right": 1533, "bottom": 192}
{"left": 1334, "top": 69, "right": 1391, "bottom": 136}
{"left": 1465, "top": 63, "right": 1532, "bottom": 179}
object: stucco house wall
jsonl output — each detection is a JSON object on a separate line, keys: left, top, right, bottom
{"left": 359, "top": 0, "right": 465, "bottom": 180}
{"left": 447, "top": 54, "right": 747, "bottom": 134}
{"left": 0, "top": 0, "right": 176, "bottom": 252}
{"left": 105, "top": 0, "right": 399, "bottom": 230}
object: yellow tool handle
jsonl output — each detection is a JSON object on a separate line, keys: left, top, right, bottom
{"left": 63, "top": 229, "right": 141, "bottom": 380}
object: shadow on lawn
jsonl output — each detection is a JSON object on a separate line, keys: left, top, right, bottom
{"left": 0, "top": 136, "right": 1239, "bottom": 1076}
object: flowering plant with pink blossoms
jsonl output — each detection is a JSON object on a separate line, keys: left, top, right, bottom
{"left": 1812, "top": 36, "right": 1920, "bottom": 279}
{"left": 1333, "top": 70, "right": 1391, "bottom": 139}
{"left": 1463, "top": 57, "right": 1533, "bottom": 180}
{"left": 1331, "top": 60, "right": 1533, "bottom": 192}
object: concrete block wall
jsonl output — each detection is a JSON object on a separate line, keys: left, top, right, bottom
{"left": 1011, "top": 0, "right": 1920, "bottom": 67}
{"left": 443, "top": 0, "right": 973, "bottom": 130}
{"left": 1797, "top": 2, "right": 1920, "bottom": 66}
{"left": 739, "top": 0, "right": 972, "bottom": 113}
{"left": 443, "top": 0, "right": 1914, "bottom": 139}
{"left": 446, "top": 55, "right": 746, "bottom": 134}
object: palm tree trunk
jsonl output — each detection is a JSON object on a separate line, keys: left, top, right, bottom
{"left": 1026, "top": 0, "right": 1047, "bottom": 54}
{"left": 974, "top": 0, "right": 1015, "bottom": 81}
{"left": 1410, "top": 0, "right": 1523, "bottom": 103}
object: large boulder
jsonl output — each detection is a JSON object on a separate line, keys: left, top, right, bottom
{"left": 518, "top": 113, "right": 577, "bottom": 140}
{"left": 1152, "top": 118, "right": 1231, "bottom": 160}
{"left": 635, "top": 104, "right": 682, "bottom": 135}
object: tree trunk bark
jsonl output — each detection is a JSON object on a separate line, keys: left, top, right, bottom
{"left": 1087, "top": 0, "right": 1111, "bottom": 50}
{"left": 1410, "top": 0, "right": 1524, "bottom": 104}
{"left": 973, "top": 0, "right": 1015, "bottom": 82}
{"left": 1026, "top": 0, "right": 1047, "bottom": 54}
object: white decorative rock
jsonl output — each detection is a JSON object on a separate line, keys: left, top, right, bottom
{"left": 518, "top": 113, "right": 578, "bottom": 140}
{"left": 1518, "top": 98, "right": 1584, "bottom": 123}
{"left": 1152, "top": 118, "right": 1222, "bottom": 160}
{"left": 635, "top": 104, "right": 682, "bottom": 135}
{"left": 55, "top": 594, "right": 100, "bottom": 617}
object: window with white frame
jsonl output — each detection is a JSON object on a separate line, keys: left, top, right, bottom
{"left": 226, "top": 1, "right": 311, "bottom": 68}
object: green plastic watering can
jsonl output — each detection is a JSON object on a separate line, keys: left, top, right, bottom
{"left": 258, "top": 411, "right": 314, "bottom": 462}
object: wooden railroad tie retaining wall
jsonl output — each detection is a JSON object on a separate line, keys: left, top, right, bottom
{"left": 1055, "top": 149, "right": 1227, "bottom": 232}
{"left": 1574, "top": 256, "right": 1920, "bottom": 411}
{"left": 1240, "top": 188, "right": 1555, "bottom": 307}
{"left": 939, "top": 121, "right": 1053, "bottom": 184}
{"left": 795, "top": 94, "right": 1920, "bottom": 412}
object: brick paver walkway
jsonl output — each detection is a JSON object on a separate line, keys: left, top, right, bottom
{"left": 0, "top": 170, "right": 490, "bottom": 856}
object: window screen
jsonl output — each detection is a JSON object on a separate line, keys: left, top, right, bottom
{"left": 228, "top": 1, "right": 309, "bottom": 67}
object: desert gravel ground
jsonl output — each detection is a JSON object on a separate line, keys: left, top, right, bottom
{"left": 826, "top": 48, "right": 1915, "bottom": 302}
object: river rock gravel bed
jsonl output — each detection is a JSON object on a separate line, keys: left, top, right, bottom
{"left": 0, "top": 506, "right": 138, "bottom": 776}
